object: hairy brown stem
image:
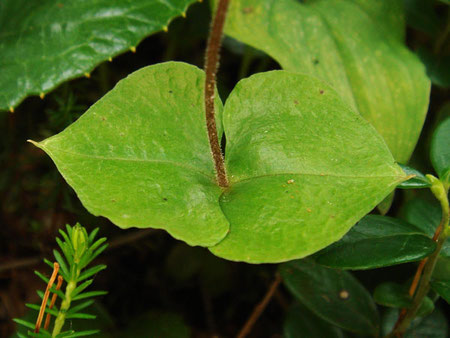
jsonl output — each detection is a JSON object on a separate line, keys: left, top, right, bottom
{"left": 204, "top": 0, "right": 230, "bottom": 188}
{"left": 237, "top": 273, "right": 282, "bottom": 338}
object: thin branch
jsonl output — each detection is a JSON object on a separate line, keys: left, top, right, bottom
{"left": 237, "top": 273, "right": 282, "bottom": 338}
{"left": 204, "top": 0, "right": 230, "bottom": 188}
{"left": 390, "top": 178, "right": 449, "bottom": 337}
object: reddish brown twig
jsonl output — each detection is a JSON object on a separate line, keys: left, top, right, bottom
{"left": 237, "top": 273, "right": 282, "bottom": 338}
{"left": 35, "top": 262, "right": 59, "bottom": 333}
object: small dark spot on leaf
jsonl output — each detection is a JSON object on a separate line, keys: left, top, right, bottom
{"left": 101, "top": 116, "right": 106, "bottom": 121}
{"left": 294, "top": 100, "right": 299, "bottom": 105}
{"left": 57, "top": 3, "right": 63, "bottom": 8}
{"left": 111, "top": 199, "right": 116, "bottom": 203}
{"left": 168, "top": 90, "right": 173, "bottom": 93}
{"left": 243, "top": 6, "right": 254, "bottom": 14}
{"left": 163, "top": 197, "right": 168, "bottom": 201}
{"left": 312, "top": 58, "right": 319, "bottom": 65}
{"left": 319, "top": 90, "right": 324, "bottom": 94}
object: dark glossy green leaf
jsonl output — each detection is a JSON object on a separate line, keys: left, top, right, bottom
{"left": 400, "top": 198, "right": 450, "bottom": 257}
{"left": 431, "top": 280, "right": 450, "bottom": 304}
{"left": 314, "top": 215, "right": 436, "bottom": 270}
{"left": 0, "top": 0, "right": 196, "bottom": 111}
{"left": 35, "top": 63, "right": 405, "bottom": 263}
{"left": 283, "top": 304, "right": 345, "bottom": 338}
{"left": 381, "top": 307, "right": 448, "bottom": 338}
{"left": 431, "top": 117, "right": 450, "bottom": 183}
{"left": 223, "top": 0, "right": 430, "bottom": 163}
{"left": 397, "top": 164, "right": 432, "bottom": 189}
{"left": 373, "top": 282, "right": 434, "bottom": 316}
{"left": 280, "top": 259, "right": 379, "bottom": 335}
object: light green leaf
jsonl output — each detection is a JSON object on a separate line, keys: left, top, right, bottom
{"left": 223, "top": 0, "right": 430, "bottom": 163}
{"left": 33, "top": 62, "right": 229, "bottom": 247}
{"left": 209, "top": 71, "right": 404, "bottom": 263}
{"left": 0, "top": 0, "right": 196, "bottom": 111}
{"left": 34, "top": 63, "right": 405, "bottom": 263}
{"left": 430, "top": 117, "right": 450, "bottom": 183}
{"left": 280, "top": 259, "right": 379, "bottom": 335}
{"left": 313, "top": 215, "right": 437, "bottom": 270}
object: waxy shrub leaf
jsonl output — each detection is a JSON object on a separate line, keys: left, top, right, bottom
{"left": 283, "top": 304, "right": 345, "bottom": 338}
{"left": 0, "top": 0, "right": 196, "bottom": 111}
{"left": 430, "top": 117, "right": 450, "bottom": 184}
{"left": 33, "top": 62, "right": 405, "bottom": 263}
{"left": 280, "top": 260, "right": 379, "bottom": 335}
{"left": 222, "top": 0, "right": 430, "bottom": 163}
{"left": 313, "top": 215, "right": 437, "bottom": 270}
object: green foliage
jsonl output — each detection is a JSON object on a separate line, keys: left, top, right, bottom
{"left": 381, "top": 308, "right": 448, "bottom": 337}
{"left": 222, "top": 0, "right": 430, "bottom": 163}
{"left": 0, "top": 0, "right": 197, "bottom": 111}
{"left": 398, "top": 164, "right": 432, "bottom": 189}
{"left": 313, "top": 215, "right": 437, "bottom": 270}
{"left": 33, "top": 62, "right": 405, "bottom": 263}
{"left": 431, "top": 117, "right": 450, "bottom": 184}
{"left": 283, "top": 304, "right": 345, "bottom": 338}
{"left": 14, "top": 224, "right": 107, "bottom": 337}
{"left": 279, "top": 259, "right": 379, "bottom": 335}
{"left": 373, "top": 282, "right": 434, "bottom": 316}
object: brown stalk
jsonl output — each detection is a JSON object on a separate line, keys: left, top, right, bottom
{"left": 44, "top": 275, "right": 64, "bottom": 330}
{"left": 204, "top": 0, "right": 230, "bottom": 188}
{"left": 237, "top": 273, "right": 282, "bottom": 338}
{"left": 35, "top": 262, "right": 59, "bottom": 333}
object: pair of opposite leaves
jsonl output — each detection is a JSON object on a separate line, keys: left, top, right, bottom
{"left": 34, "top": 62, "right": 406, "bottom": 263}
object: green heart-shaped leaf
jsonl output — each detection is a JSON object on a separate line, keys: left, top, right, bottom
{"left": 33, "top": 62, "right": 229, "bottom": 247}
{"left": 33, "top": 62, "right": 405, "bottom": 263}
{"left": 0, "top": 0, "right": 196, "bottom": 111}
{"left": 313, "top": 215, "right": 437, "bottom": 270}
{"left": 209, "top": 70, "right": 404, "bottom": 262}
{"left": 222, "top": 0, "right": 430, "bottom": 163}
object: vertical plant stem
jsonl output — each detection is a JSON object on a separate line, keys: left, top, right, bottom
{"left": 390, "top": 178, "right": 449, "bottom": 337}
{"left": 237, "top": 273, "right": 282, "bottom": 338}
{"left": 204, "top": 0, "right": 230, "bottom": 188}
{"left": 52, "top": 268, "right": 80, "bottom": 337}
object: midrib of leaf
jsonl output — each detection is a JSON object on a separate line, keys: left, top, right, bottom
{"left": 43, "top": 145, "right": 405, "bottom": 183}
{"left": 38, "top": 144, "right": 216, "bottom": 181}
